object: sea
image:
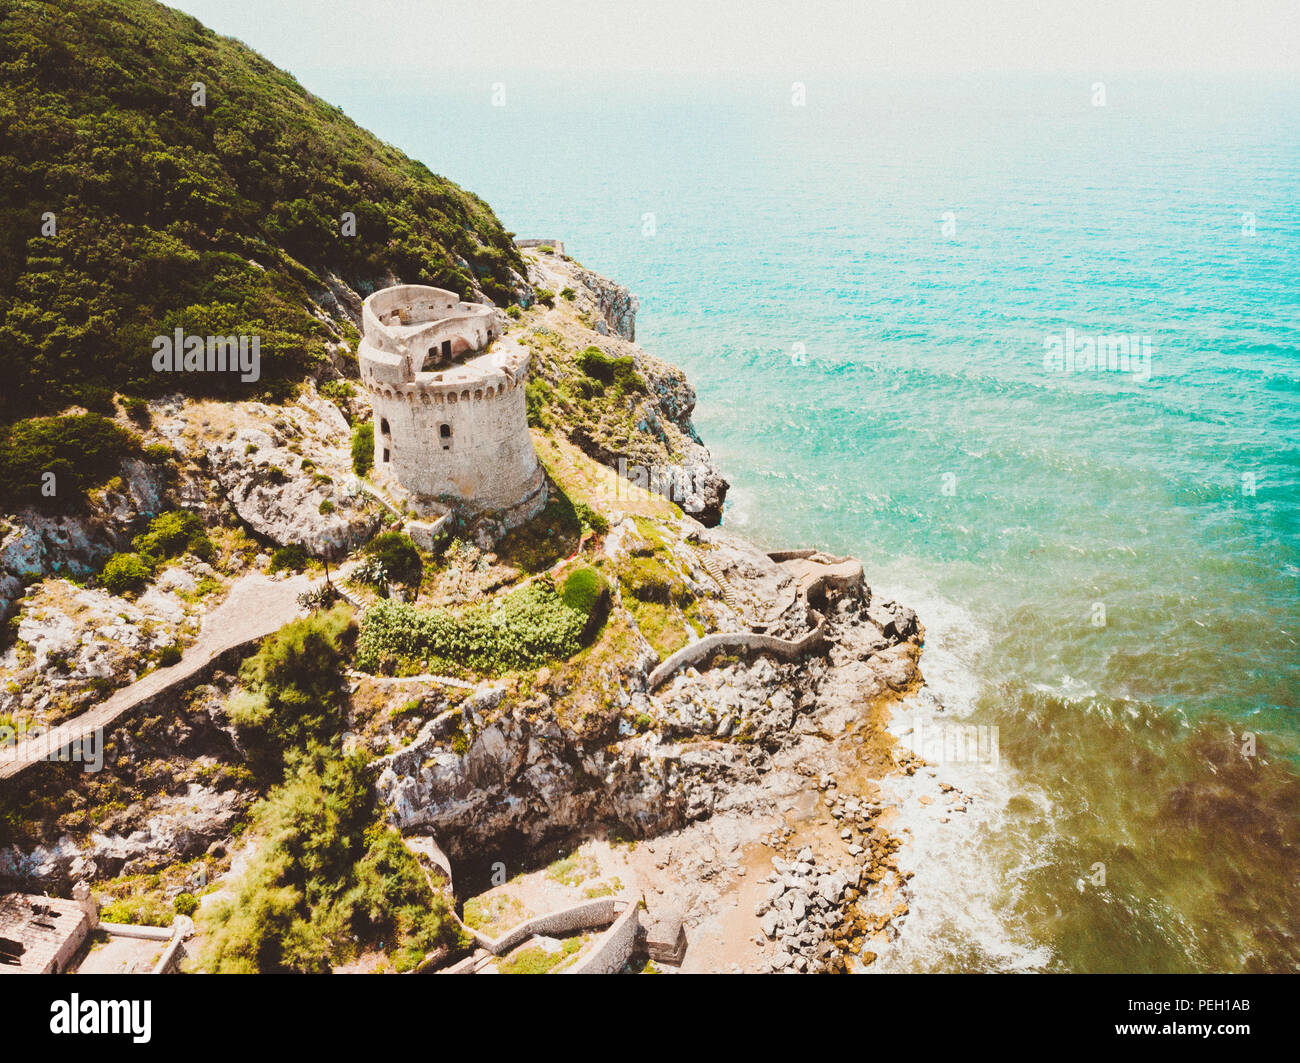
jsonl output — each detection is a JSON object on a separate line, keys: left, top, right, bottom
{"left": 309, "top": 69, "right": 1299, "bottom": 972}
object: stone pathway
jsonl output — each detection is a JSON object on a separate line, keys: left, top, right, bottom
{"left": 0, "top": 566, "right": 344, "bottom": 782}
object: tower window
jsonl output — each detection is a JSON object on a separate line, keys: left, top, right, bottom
{"left": 382, "top": 448, "right": 390, "bottom": 463}
{"left": 379, "top": 417, "right": 391, "bottom": 438}
{"left": 439, "top": 423, "right": 452, "bottom": 451}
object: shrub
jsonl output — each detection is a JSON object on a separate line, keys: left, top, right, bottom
{"left": 268, "top": 543, "right": 310, "bottom": 573}
{"left": 534, "top": 288, "right": 555, "bottom": 308}
{"left": 121, "top": 396, "right": 151, "bottom": 427}
{"left": 356, "top": 578, "right": 588, "bottom": 675}
{"left": 561, "top": 566, "right": 604, "bottom": 616}
{"left": 157, "top": 644, "right": 183, "bottom": 667}
{"left": 174, "top": 892, "right": 199, "bottom": 917}
{"left": 226, "top": 605, "right": 355, "bottom": 775}
{"left": 351, "top": 422, "right": 374, "bottom": 476}
{"left": 133, "top": 510, "right": 214, "bottom": 564}
{"left": 0, "top": 414, "right": 138, "bottom": 512}
{"left": 364, "top": 531, "right": 422, "bottom": 587}
{"left": 198, "top": 753, "right": 466, "bottom": 973}
{"left": 318, "top": 498, "right": 335, "bottom": 515}
{"left": 573, "top": 501, "right": 609, "bottom": 535}
{"left": 576, "top": 346, "right": 644, "bottom": 392}
{"left": 505, "top": 304, "right": 522, "bottom": 320}
{"left": 525, "top": 380, "right": 551, "bottom": 427}
{"left": 318, "top": 379, "right": 354, "bottom": 404}
{"left": 100, "top": 553, "right": 151, "bottom": 596}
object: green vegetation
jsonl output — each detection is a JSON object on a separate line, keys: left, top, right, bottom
{"left": 99, "top": 891, "right": 174, "bottom": 928}
{"left": 350, "top": 422, "right": 374, "bottom": 476}
{"left": 156, "top": 644, "right": 182, "bottom": 667}
{"left": 133, "top": 509, "right": 215, "bottom": 565}
{"left": 560, "top": 287, "right": 576, "bottom": 300}
{"left": 356, "top": 578, "right": 587, "bottom": 675}
{"left": 525, "top": 379, "right": 551, "bottom": 427}
{"left": 534, "top": 288, "right": 556, "bottom": 308}
{"left": 268, "top": 543, "right": 310, "bottom": 572}
{"left": 0, "top": 0, "right": 524, "bottom": 425}
{"left": 198, "top": 753, "right": 466, "bottom": 973}
{"left": 560, "top": 566, "right": 604, "bottom": 616}
{"left": 99, "top": 552, "right": 151, "bottom": 596}
{"left": 174, "top": 892, "right": 199, "bottom": 917}
{"left": 362, "top": 530, "right": 422, "bottom": 588}
{"left": 576, "top": 346, "right": 645, "bottom": 393}
{"left": 224, "top": 605, "right": 355, "bottom": 777}
{"left": 573, "top": 500, "right": 609, "bottom": 535}
{"left": 497, "top": 935, "right": 582, "bottom": 974}
{"left": 505, "top": 304, "right": 522, "bottom": 320}
{"left": 318, "top": 498, "right": 334, "bottom": 515}
{"left": 545, "top": 850, "right": 600, "bottom": 887}
{"left": 462, "top": 892, "right": 527, "bottom": 935}
{"left": 318, "top": 379, "right": 353, "bottom": 405}
{"left": 0, "top": 414, "right": 139, "bottom": 512}
{"left": 120, "top": 396, "right": 151, "bottom": 427}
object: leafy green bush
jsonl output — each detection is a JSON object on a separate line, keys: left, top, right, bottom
{"left": 318, "top": 379, "right": 354, "bottom": 404}
{"left": 560, "top": 287, "right": 576, "bottom": 300}
{"left": 156, "top": 644, "right": 182, "bottom": 667}
{"left": 225, "top": 605, "right": 355, "bottom": 776}
{"left": 356, "top": 579, "right": 587, "bottom": 675}
{"left": 363, "top": 531, "right": 422, "bottom": 587}
{"left": 268, "top": 543, "right": 310, "bottom": 573}
{"left": 198, "top": 753, "right": 466, "bottom": 973}
{"left": 561, "top": 566, "right": 604, "bottom": 616}
{"left": 351, "top": 422, "right": 374, "bottom": 477}
{"left": 318, "top": 498, "right": 335, "bottom": 515}
{"left": 100, "top": 553, "right": 151, "bottom": 596}
{"left": 99, "top": 893, "right": 173, "bottom": 928}
{"left": 506, "top": 305, "right": 522, "bottom": 320}
{"left": 574, "top": 501, "right": 609, "bottom": 535}
{"left": 576, "top": 346, "right": 644, "bottom": 393}
{"left": 534, "top": 289, "right": 556, "bottom": 308}
{"left": 132, "top": 510, "right": 214, "bottom": 564}
{"left": 0, "top": 414, "right": 138, "bottom": 511}
{"left": 174, "top": 892, "right": 199, "bottom": 917}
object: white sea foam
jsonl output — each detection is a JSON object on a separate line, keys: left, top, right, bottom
{"left": 865, "top": 573, "right": 1057, "bottom": 972}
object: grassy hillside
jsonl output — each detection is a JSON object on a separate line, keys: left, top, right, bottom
{"left": 0, "top": 0, "right": 525, "bottom": 422}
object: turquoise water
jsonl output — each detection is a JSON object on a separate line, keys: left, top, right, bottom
{"left": 319, "top": 71, "right": 1300, "bottom": 970}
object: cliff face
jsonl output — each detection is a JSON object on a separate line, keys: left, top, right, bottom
{"left": 518, "top": 247, "right": 729, "bottom": 525}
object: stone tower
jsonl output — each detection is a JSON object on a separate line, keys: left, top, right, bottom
{"left": 357, "top": 284, "right": 546, "bottom": 524}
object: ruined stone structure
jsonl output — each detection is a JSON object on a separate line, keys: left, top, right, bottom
{"left": 358, "top": 284, "right": 546, "bottom": 523}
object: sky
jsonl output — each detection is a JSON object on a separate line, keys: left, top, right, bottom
{"left": 169, "top": 0, "right": 1300, "bottom": 79}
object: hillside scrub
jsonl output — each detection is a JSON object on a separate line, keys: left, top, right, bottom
{"left": 0, "top": 413, "right": 139, "bottom": 511}
{"left": 0, "top": 0, "right": 525, "bottom": 424}
{"left": 197, "top": 752, "right": 466, "bottom": 973}
{"left": 225, "top": 605, "right": 356, "bottom": 777}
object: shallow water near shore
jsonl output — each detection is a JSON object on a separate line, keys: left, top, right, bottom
{"left": 313, "top": 70, "right": 1300, "bottom": 971}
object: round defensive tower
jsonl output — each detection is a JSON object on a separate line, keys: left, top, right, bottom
{"left": 357, "top": 284, "right": 545, "bottom": 521}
